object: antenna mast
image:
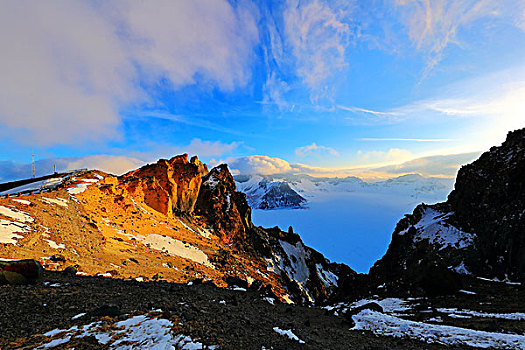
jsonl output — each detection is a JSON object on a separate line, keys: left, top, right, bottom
{"left": 32, "top": 148, "right": 35, "bottom": 178}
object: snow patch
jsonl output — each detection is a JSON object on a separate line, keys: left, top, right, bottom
{"left": 316, "top": 263, "right": 338, "bottom": 288}
{"left": 41, "top": 197, "right": 68, "bottom": 207}
{"left": 44, "top": 239, "right": 66, "bottom": 250}
{"left": 0, "top": 219, "right": 30, "bottom": 244}
{"left": 67, "top": 183, "right": 89, "bottom": 195}
{"left": 134, "top": 234, "right": 214, "bottom": 268}
{"left": 279, "top": 240, "right": 309, "bottom": 283}
{"left": 400, "top": 208, "right": 475, "bottom": 250}
{"left": 0, "top": 205, "right": 34, "bottom": 222}
{"left": 71, "top": 313, "right": 86, "bottom": 320}
{"left": 273, "top": 327, "right": 305, "bottom": 344}
{"left": 0, "top": 177, "right": 65, "bottom": 196}
{"left": 40, "top": 313, "right": 216, "bottom": 349}
{"left": 452, "top": 261, "right": 472, "bottom": 275}
{"left": 204, "top": 174, "right": 220, "bottom": 189}
{"left": 351, "top": 310, "right": 525, "bottom": 349}
{"left": 437, "top": 308, "right": 525, "bottom": 321}
{"left": 11, "top": 198, "right": 31, "bottom": 205}
{"left": 351, "top": 298, "right": 412, "bottom": 315}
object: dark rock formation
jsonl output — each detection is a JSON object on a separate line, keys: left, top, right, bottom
{"left": 447, "top": 128, "right": 525, "bottom": 281}
{"left": 370, "top": 128, "right": 525, "bottom": 295}
{"left": 195, "top": 164, "right": 252, "bottom": 243}
{"left": 0, "top": 259, "right": 43, "bottom": 285}
{"left": 195, "top": 164, "right": 358, "bottom": 304}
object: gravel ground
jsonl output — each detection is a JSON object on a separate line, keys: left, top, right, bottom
{"left": 0, "top": 270, "right": 466, "bottom": 350}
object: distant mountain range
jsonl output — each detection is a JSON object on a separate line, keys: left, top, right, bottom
{"left": 235, "top": 173, "right": 455, "bottom": 210}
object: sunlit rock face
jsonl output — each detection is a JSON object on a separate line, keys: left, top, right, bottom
{"left": 121, "top": 154, "right": 208, "bottom": 217}
{"left": 370, "top": 128, "right": 525, "bottom": 295}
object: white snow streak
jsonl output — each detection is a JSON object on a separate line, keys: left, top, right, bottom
{"left": 273, "top": 327, "right": 305, "bottom": 344}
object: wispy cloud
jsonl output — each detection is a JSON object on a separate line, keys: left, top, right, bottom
{"left": 337, "top": 105, "right": 402, "bottom": 116}
{"left": 284, "top": 0, "right": 353, "bottom": 103}
{"left": 393, "top": 0, "right": 522, "bottom": 79}
{"left": 131, "top": 111, "right": 249, "bottom": 137}
{"left": 359, "top": 138, "right": 454, "bottom": 142}
{"left": 375, "top": 151, "right": 481, "bottom": 177}
{"left": 296, "top": 143, "right": 339, "bottom": 157}
{"left": 262, "top": 0, "right": 354, "bottom": 108}
{"left": 357, "top": 148, "right": 412, "bottom": 163}
{"left": 337, "top": 104, "right": 404, "bottom": 124}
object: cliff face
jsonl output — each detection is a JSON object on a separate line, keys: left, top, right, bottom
{"left": 370, "top": 128, "right": 525, "bottom": 294}
{"left": 447, "top": 129, "right": 525, "bottom": 281}
{"left": 121, "top": 154, "right": 208, "bottom": 217}
{"left": 195, "top": 165, "right": 251, "bottom": 243}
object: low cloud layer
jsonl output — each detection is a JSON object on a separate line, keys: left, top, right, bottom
{"left": 226, "top": 152, "right": 481, "bottom": 180}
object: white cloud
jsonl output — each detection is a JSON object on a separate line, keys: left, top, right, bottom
{"left": 295, "top": 143, "right": 339, "bottom": 157}
{"left": 64, "top": 155, "right": 145, "bottom": 175}
{"left": 261, "top": 0, "right": 353, "bottom": 107}
{"left": 357, "top": 148, "right": 412, "bottom": 163}
{"left": 0, "top": 1, "right": 259, "bottom": 146}
{"left": 391, "top": 73, "right": 525, "bottom": 149}
{"left": 375, "top": 152, "right": 481, "bottom": 177}
{"left": 226, "top": 155, "right": 294, "bottom": 175}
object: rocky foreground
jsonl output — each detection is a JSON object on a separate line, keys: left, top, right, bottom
{"left": 0, "top": 269, "right": 500, "bottom": 350}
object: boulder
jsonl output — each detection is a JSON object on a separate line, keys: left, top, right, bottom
{"left": 0, "top": 259, "right": 43, "bottom": 285}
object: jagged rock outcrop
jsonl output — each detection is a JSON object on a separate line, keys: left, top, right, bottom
{"left": 246, "top": 225, "right": 358, "bottom": 304}
{"left": 120, "top": 154, "right": 207, "bottom": 216}
{"left": 369, "top": 128, "right": 525, "bottom": 294}
{"left": 447, "top": 129, "right": 525, "bottom": 281}
{"left": 195, "top": 164, "right": 252, "bottom": 243}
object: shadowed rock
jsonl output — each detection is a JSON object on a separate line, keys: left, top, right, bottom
{"left": 0, "top": 259, "right": 43, "bottom": 285}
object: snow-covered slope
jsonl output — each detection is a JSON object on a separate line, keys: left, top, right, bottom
{"left": 234, "top": 175, "right": 307, "bottom": 209}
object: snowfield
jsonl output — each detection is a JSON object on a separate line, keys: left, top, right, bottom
{"left": 351, "top": 309, "right": 525, "bottom": 349}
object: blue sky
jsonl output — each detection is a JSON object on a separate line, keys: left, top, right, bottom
{"left": 1, "top": 0, "right": 524, "bottom": 180}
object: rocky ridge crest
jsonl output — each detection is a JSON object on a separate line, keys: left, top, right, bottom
{"left": 369, "top": 128, "right": 525, "bottom": 295}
